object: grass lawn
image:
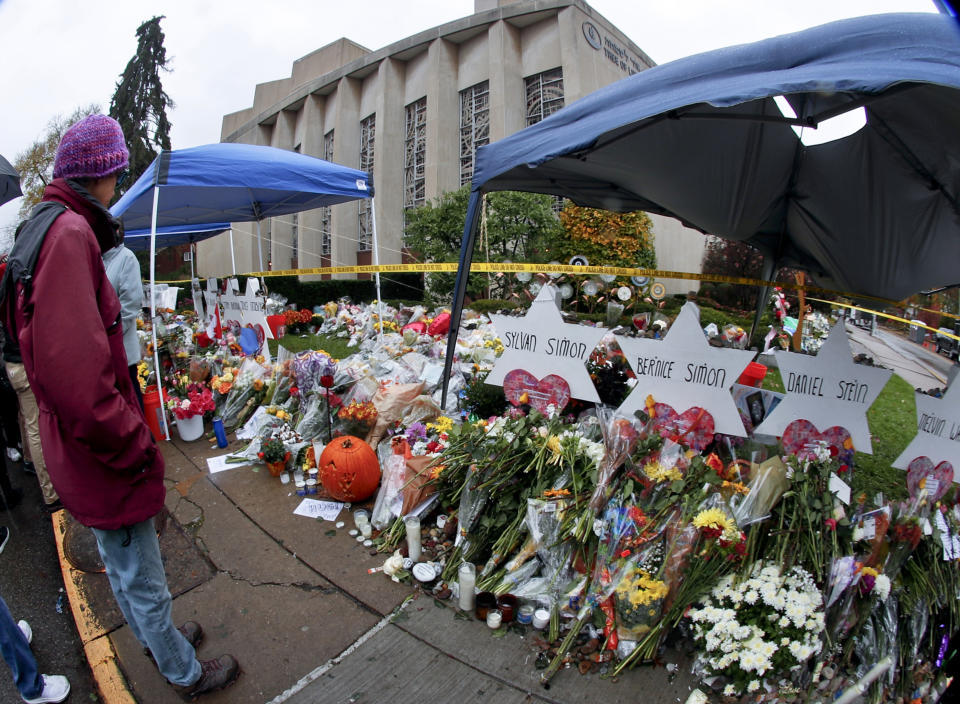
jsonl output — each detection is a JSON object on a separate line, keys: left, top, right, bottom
{"left": 269, "top": 332, "right": 355, "bottom": 360}
{"left": 761, "top": 366, "right": 914, "bottom": 501}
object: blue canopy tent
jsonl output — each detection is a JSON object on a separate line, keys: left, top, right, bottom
{"left": 441, "top": 12, "right": 960, "bottom": 406}
{"left": 111, "top": 142, "right": 375, "bottom": 438}
{"left": 123, "top": 222, "right": 229, "bottom": 253}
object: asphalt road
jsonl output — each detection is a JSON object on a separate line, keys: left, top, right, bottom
{"left": 0, "top": 456, "right": 98, "bottom": 702}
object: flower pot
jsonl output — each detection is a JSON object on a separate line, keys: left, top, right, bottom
{"left": 266, "top": 460, "right": 287, "bottom": 477}
{"left": 266, "top": 452, "right": 291, "bottom": 477}
{"left": 176, "top": 414, "right": 204, "bottom": 442}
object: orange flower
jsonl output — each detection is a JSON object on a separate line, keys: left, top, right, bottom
{"left": 543, "top": 488, "right": 571, "bottom": 498}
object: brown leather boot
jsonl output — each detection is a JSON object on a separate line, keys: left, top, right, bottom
{"left": 144, "top": 621, "right": 204, "bottom": 658}
{"left": 176, "top": 655, "right": 240, "bottom": 700}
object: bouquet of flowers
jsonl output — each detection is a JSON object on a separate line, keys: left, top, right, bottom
{"left": 283, "top": 308, "right": 315, "bottom": 335}
{"left": 164, "top": 372, "right": 216, "bottom": 420}
{"left": 688, "top": 562, "right": 825, "bottom": 698}
{"left": 336, "top": 399, "right": 378, "bottom": 439}
{"left": 220, "top": 358, "right": 270, "bottom": 428}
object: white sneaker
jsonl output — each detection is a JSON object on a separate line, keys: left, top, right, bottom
{"left": 6, "top": 447, "right": 20, "bottom": 462}
{"left": 21, "top": 674, "right": 70, "bottom": 703}
{"left": 17, "top": 619, "right": 31, "bottom": 644}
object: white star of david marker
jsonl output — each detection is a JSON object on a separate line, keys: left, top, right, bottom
{"left": 615, "top": 302, "right": 756, "bottom": 437}
{"left": 893, "top": 381, "right": 960, "bottom": 480}
{"left": 486, "top": 284, "right": 607, "bottom": 403}
{"left": 755, "top": 320, "right": 891, "bottom": 453}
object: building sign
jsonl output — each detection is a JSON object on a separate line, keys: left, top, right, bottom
{"left": 582, "top": 21, "right": 645, "bottom": 75}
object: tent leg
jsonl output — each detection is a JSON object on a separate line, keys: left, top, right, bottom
{"left": 256, "top": 220, "right": 264, "bottom": 272}
{"left": 370, "top": 197, "right": 384, "bottom": 342}
{"left": 148, "top": 185, "right": 170, "bottom": 441}
{"left": 441, "top": 191, "right": 484, "bottom": 408}
{"left": 749, "top": 256, "right": 778, "bottom": 347}
{"left": 229, "top": 228, "right": 236, "bottom": 275}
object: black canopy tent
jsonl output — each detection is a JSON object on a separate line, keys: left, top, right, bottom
{"left": 441, "top": 12, "right": 960, "bottom": 406}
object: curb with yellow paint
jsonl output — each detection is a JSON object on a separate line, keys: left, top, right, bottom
{"left": 52, "top": 510, "right": 136, "bottom": 704}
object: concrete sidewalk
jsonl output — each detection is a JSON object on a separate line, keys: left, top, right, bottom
{"left": 59, "top": 436, "right": 700, "bottom": 704}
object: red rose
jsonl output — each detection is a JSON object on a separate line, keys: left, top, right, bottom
{"left": 825, "top": 518, "right": 837, "bottom": 531}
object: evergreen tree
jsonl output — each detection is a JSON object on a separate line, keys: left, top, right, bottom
{"left": 109, "top": 15, "right": 174, "bottom": 194}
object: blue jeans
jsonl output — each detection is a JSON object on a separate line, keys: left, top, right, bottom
{"left": 92, "top": 519, "right": 201, "bottom": 686}
{"left": 0, "top": 594, "right": 42, "bottom": 699}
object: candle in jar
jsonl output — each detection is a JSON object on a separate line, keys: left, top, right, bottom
{"left": 486, "top": 609, "right": 502, "bottom": 629}
{"left": 360, "top": 522, "right": 373, "bottom": 539}
{"left": 404, "top": 515, "right": 421, "bottom": 562}
{"left": 532, "top": 608, "right": 550, "bottom": 630}
{"left": 458, "top": 563, "right": 476, "bottom": 611}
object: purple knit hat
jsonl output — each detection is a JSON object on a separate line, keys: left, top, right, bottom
{"left": 53, "top": 114, "right": 129, "bottom": 180}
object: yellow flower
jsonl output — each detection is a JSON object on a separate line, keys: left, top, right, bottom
{"left": 427, "top": 416, "right": 454, "bottom": 434}
{"left": 859, "top": 566, "right": 879, "bottom": 578}
{"left": 546, "top": 435, "right": 564, "bottom": 464}
{"left": 693, "top": 507, "right": 733, "bottom": 534}
{"left": 722, "top": 480, "right": 750, "bottom": 495}
{"left": 643, "top": 461, "right": 682, "bottom": 483}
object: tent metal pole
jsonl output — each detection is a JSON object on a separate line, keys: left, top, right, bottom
{"left": 148, "top": 185, "right": 170, "bottom": 441}
{"left": 370, "top": 196, "right": 384, "bottom": 342}
{"left": 256, "top": 220, "right": 264, "bottom": 272}
{"left": 229, "top": 228, "right": 236, "bottom": 275}
{"left": 441, "top": 190, "right": 484, "bottom": 409}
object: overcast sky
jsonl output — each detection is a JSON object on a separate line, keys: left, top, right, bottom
{"left": 0, "top": 0, "right": 938, "bottom": 236}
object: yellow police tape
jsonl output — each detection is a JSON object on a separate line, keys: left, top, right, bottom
{"left": 157, "top": 262, "right": 960, "bottom": 341}
{"left": 806, "top": 297, "right": 960, "bottom": 343}
{"left": 158, "top": 262, "right": 904, "bottom": 306}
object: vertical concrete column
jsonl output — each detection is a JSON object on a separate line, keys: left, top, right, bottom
{"left": 298, "top": 94, "right": 327, "bottom": 277}
{"left": 487, "top": 19, "right": 524, "bottom": 142}
{"left": 331, "top": 76, "right": 362, "bottom": 279}
{"left": 269, "top": 110, "right": 297, "bottom": 269}
{"left": 556, "top": 7, "right": 584, "bottom": 102}
{"left": 375, "top": 58, "right": 406, "bottom": 266}
{"left": 425, "top": 39, "right": 459, "bottom": 200}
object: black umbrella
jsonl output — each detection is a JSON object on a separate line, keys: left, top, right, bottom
{"left": 0, "top": 154, "right": 22, "bottom": 207}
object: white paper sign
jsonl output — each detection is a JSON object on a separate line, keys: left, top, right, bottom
{"left": 892, "top": 382, "right": 960, "bottom": 482}
{"left": 829, "top": 473, "right": 851, "bottom": 505}
{"left": 755, "top": 321, "right": 892, "bottom": 453}
{"left": 206, "top": 454, "right": 250, "bottom": 474}
{"left": 615, "top": 302, "right": 756, "bottom": 437}
{"left": 220, "top": 288, "right": 274, "bottom": 341}
{"left": 293, "top": 499, "right": 344, "bottom": 521}
{"left": 486, "top": 285, "right": 608, "bottom": 403}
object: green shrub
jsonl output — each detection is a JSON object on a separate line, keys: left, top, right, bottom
{"left": 469, "top": 299, "right": 521, "bottom": 315}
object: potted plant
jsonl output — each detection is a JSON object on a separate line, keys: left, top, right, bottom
{"left": 258, "top": 437, "right": 290, "bottom": 477}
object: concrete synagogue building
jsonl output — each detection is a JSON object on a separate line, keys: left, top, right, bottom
{"left": 197, "top": 0, "right": 706, "bottom": 294}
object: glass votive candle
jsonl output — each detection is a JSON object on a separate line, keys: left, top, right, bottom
{"left": 360, "top": 522, "right": 373, "bottom": 539}
{"left": 353, "top": 509, "right": 370, "bottom": 530}
{"left": 517, "top": 604, "right": 534, "bottom": 625}
{"left": 308, "top": 467, "right": 319, "bottom": 481}
{"left": 532, "top": 608, "right": 551, "bottom": 630}
{"left": 486, "top": 609, "right": 503, "bottom": 629}
{"left": 457, "top": 562, "right": 476, "bottom": 612}
{"left": 306, "top": 478, "right": 318, "bottom": 495}
{"left": 404, "top": 515, "right": 421, "bottom": 562}
{"left": 295, "top": 479, "right": 306, "bottom": 496}
{"left": 279, "top": 471, "right": 290, "bottom": 484}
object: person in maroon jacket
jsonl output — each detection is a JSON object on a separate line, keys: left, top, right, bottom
{"left": 1, "top": 115, "right": 239, "bottom": 698}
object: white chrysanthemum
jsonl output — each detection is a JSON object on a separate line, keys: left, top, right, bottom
{"left": 747, "top": 680, "right": 760, "bottom": 693}
{"left": 723, "top": 684, "right": 737, "bottom": 696}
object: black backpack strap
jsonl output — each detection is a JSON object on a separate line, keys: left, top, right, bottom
{"left": 0, "top": 201, "right": 67, "bottom": 307}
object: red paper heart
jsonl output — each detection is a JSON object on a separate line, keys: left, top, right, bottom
{"left": 651, "top": 403, "right": 715, "bottom": 450}
{"left": 781, "top": 419, "right": 853, "bottom": 460}
{"left": 906, "top": 456, "right": 953, "bottom": 501}
{"left": 503, "top": 369, "right": 571, "bottom": 414}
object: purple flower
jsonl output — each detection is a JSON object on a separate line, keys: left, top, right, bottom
{"left": 405, "top": 422, "right": 428, "bottom": 441}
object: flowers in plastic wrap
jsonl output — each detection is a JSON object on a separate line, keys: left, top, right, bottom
{"left": 220, "top": 357, "right": 271, "bottom": 428}
{"left": 337, "top": 399, "right": 378, "bottom": 439}
{"left": 164, "top": 372, "right": 216, "bottom": 420}
{"left": 689, "top": 562, "right": 824, "bottom": 697}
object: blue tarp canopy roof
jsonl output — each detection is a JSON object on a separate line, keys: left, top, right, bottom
{"left": 463, "top": 12, "right": 960, "bottom": 302}
{"left": 111, "top": 142, "right": 373, "bottom": 231}
{"left": 122, "top": 222, "right": 230, "bottom": 252}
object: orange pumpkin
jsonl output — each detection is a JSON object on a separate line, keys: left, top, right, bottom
{"left": 318, "top": 436, "right": 381, "bottom": 502}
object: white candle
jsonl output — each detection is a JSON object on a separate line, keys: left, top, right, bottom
{"left": 458, "top": 563, "right": 476, "bottom": 611}
{"left": 532, "top": 608, "right": 550, "bottom": 629}
{"left": 404, "top": 516, "right": 421, "bottom": 562}
{"left": 486, "top": 609, "right": 502, "bottom": 629}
